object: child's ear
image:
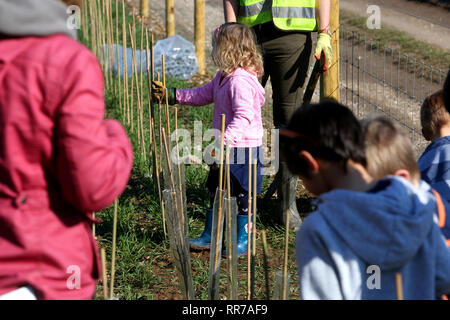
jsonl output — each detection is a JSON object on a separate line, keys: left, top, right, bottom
{"left": 394, "top": 169, "right": 411, "bottom": 181}
{"left": 299, "top": 151, "right": 319, "bottom": 173}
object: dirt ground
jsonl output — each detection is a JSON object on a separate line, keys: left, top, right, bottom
{"left": 340, "top": 0, "right": 450, "bottom": 50}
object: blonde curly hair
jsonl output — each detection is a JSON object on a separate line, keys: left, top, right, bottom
{"left": 212, "top": 23, "right": 263, "bottom": 78}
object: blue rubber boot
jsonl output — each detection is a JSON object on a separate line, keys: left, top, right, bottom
{"left": 236, "top": 214, "right": 251, "bottom": 257}
{"left": 189, "top": 208, "right": 213, "bottom": 250}
{"left": 223, "top": 214, "right": 252, "bottom": 257}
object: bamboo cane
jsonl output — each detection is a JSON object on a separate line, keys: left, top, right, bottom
{"left": 209, "top": 114, "right": 226, "bottom": 300}
{"left": 247, "top": 147, "right": 252, "bottom": 300}
{"left": 122, "top": 0, "right": 129, "bottom": 124}
{"left": 147, "top": 31, "right": 157, "bottom": 178}
{"left": 89, "top": 0, "right": 95, "bottom": 55}
{"left": 129, "top": 24, "right": 138, "bottom": 141}
{"left": 91, "top": 0, "right": 98, "bottom": 57}
{"left": 225, "top": 146, "right": 238, "bottom": 300}
{"left": 162, "top": 129, "right": 177, "bottom": 206}
{"left": 130, "top": 17, "right": 136, "bottom": 133}
{"left": 97, "top": 0, "right": 103, "bottom": 61}
{"left": 116, "top": 0, "right": 122, "bottom": 118}
{"left": 109, "top": 199, "right": 118, "bottom": 299}
{"left": 261, "top": 230, "right": 270, "bottom": 300}
{"left": 108, "top": 0, "right": 115, "bottom": 83}
{"left": 81, "top": 0, "right": 87, "bottom": 43}
{"left": 162, "top": 129, "right": 195, "bottom": 300}
{"left": 174, "top": 107, "right": 185, "bottom": 234}
{"left": 154, "top": 118, "right": 167, "bottom": 238}
{"left": 100, "top": 247, "right": 108, "bottom": 300}
{"left": 165, "top": 89, "right": 171, "bottom": 141}
{"left": 100, "top": 0, "right": 108, "bottom": 90}
{"left": 162, "top": 55, "right": 166, "bottom": 87}
{"left": 146, "top": 33, "right": 166, "bottom": 238}
{"left": 105, "top": 0, "right": 113, "bottom": 94}
{"left": 146, "top": 32, "right": 156, "bottom": 179}
{"left": 396, "top": 273, "right": 403, "bottom": 300}
{"left": 140, "top": 19, "right": 146, "bottom": 161}
{"left": 282, "top": 201, "right": 290, "bottom": 300}
{"left": 251, "top": 159, "right": 257, "bottom": 300}
{"left": 226, "top": 146, "right": 232, "bottom": 299}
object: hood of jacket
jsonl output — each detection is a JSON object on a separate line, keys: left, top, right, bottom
{"left": 316, "top": 176, "right": 436, "bottom": 270}
{"left": 0, "top": 0, "right": 77, "bottom": 39}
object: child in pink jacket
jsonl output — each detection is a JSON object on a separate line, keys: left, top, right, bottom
{"left": 153, "top": 23, "right": 265, "bottom": 256}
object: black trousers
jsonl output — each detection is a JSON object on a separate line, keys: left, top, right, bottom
{"left": 253, "top": 22, "right": 313, "bottom": 128}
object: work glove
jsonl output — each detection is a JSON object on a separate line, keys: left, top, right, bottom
{"left": 314, "top": 32, "right": 333, "bottom": 72}
{"left": 151, "top": 80, "right": 177, "bottom": 105}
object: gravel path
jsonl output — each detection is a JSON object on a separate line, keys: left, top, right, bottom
{"left": 340, "top": 0, "right": 450, "bottom": 51}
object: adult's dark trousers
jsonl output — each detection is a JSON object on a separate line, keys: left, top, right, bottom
{"left": 252, "top": 22, "right": 313, "bottom": 230}
{"left": 253, "top": 22, "right": 313, "bottom": 128}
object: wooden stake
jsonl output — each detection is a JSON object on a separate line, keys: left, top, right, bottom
{"left": 141, "top": 0, "right": 149, "bottom": 18}
{"left": 166, "top": 0, "right": 175, "bottom": 37}
{"left": 109, "top": 199, "right": 118, "bottom": 299}
{"left": 396, "top": 273, "right": 403, "bottom": 300}
{"left": 320, "top": 0, "right": 340, "bottom": 102}
{"left": 194, "top": 0, "right": 205, "bottom": 75}
{"left": 100, "top": 247, "right": 108, "bottom": 300}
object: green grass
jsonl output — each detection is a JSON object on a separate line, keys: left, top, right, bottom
{"left": 83, "top": 1, "right": 301, "bottom": 300}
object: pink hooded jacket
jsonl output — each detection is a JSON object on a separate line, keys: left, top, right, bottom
{"left": 176, "top": 68, "right": 265, "bottom": 147}
{"left": 0, "top": 0, "right": 133, "bottom": 299}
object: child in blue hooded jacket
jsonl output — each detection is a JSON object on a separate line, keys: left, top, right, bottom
{"left": 418, "top": 90, "right": 450, "bottom": 243}
{"left": 280, "top": 101, "right": 450, "bottom": 300}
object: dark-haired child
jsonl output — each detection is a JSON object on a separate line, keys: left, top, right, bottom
{"left": 419, "top": 90, "right": 450, "bottom": 244}
{"left": 280, "top": 101, "right": 450, "bottom": 299}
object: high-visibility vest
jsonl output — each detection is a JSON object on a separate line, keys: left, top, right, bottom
{"left": 237, "top": 0, "right": 317, "bottom": 31}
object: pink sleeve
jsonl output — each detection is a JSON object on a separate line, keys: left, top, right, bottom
{"left": 224, "top": 80, "right": 254, "bottom": 145}
{"left": 176, "top": 76, "right": 215, "bottom": 106}
{"left": 55, "top": 48, "right": 133, "bottom": 213}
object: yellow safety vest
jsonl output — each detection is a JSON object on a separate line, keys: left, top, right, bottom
{"left": 237, "top": 0, "right": 317, "bottom": 31}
